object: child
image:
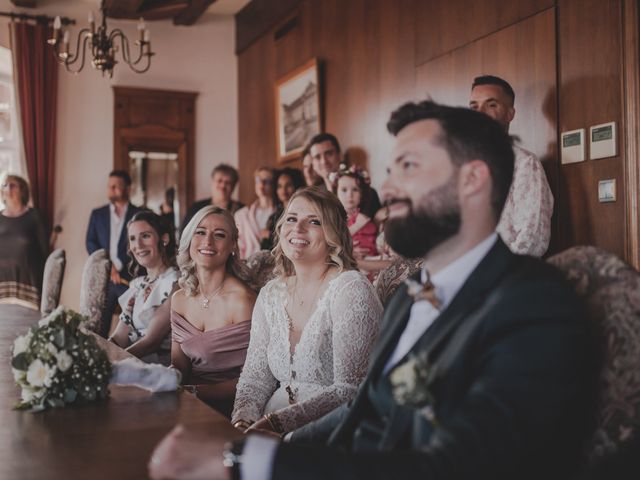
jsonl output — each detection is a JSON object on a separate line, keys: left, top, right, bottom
{"left": 331, "top": 164, "right": 378, "bottom": 259}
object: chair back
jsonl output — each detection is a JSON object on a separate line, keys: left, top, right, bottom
{"left": 373, "top": 256, "right": 423, "bottom": 305}
{"left": 244, "top": 250, "right": 276, "bottom": 291}
{"left": 547, "top": 246, "right": 640, "bottom": 465}
{"left": 79, "top": 249, "right": 112, "bottom": 332}
{"left": 40, "top": 249, "right": 66, "bottom": 315}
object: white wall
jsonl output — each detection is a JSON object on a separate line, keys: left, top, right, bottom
{"left": 0, "top": 1, "right": 238, "bottom": 309}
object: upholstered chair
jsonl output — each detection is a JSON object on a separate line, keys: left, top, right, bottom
{"left": 40, "top": 249, "right": 66, "bottom": 315}
{"left": 373, "top": 256, "right": 424, "bottom": 306}
{"left": 244, "top": 250, "right": 276, "bottom": 291}
{"left": 79, "top": 249, "right": 112, "bottom": 333}
{"left": 547, "top": 246, "right": 640, "bottom": 471}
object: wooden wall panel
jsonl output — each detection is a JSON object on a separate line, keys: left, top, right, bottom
{"left": 237, "top": 0, "right": 418, "bottom": 200}
{"left": 415, "top": 8, "right": 558, "bottom": 251}
{"left": 415, "top": 0, "right": 554, "bottom": 64}
{"left": 556, "top": 0, "right": 624, "bottom": 256}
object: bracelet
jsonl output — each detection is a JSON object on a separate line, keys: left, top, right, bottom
{"left": 232, "top": 419, "right": 252, "bottom": 431}
{"left": 263, "top": 412, "right": 285, "bottom": 434}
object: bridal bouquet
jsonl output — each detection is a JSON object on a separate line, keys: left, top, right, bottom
{"left": 11, "top": 306, "right": 111, "bottom": 411}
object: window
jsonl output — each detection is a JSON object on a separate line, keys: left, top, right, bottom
{"left": 0, "top": 45, "right": 25, "bottom": 209}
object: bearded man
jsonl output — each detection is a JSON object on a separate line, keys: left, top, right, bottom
{"left": 149, "top": 101, "right": 595, "bottom": 480}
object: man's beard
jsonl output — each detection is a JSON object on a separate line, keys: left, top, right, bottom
{"left": 384, "top": 176, "right": 461, "bottom": 259}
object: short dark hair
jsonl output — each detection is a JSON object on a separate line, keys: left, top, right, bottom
{"left": 307, "top": 133, "right": 341, "bottom": 154}
{"left": 109, "top": 169, "right": 132, "bottom": 187}
{"left": 126, "top": 209, "right": 177, "bottom": 277}
{"left": 211, "top": 163, "right": 239, "bottom": 186}
{"left": 471, "top": 75, "right": 515, "bottom": 105}
{"left": 387, "top": 100, "right": 514, "bottom": 221}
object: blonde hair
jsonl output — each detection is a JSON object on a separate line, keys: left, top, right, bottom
{"left": 177, "top": 205, "right": 252, "bottom": 295}
{"left": 272, "top": 186, "right": 357, "bottom": 278}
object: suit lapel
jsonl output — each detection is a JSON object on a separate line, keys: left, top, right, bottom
{"left": 378, "top": 239, "right": 516, "bottom": 450}
{"left": 404, "top": 238, "right": 514, "bottom": 365}
{"left": 368, "top": 279, "right": 418, "bottom": 380}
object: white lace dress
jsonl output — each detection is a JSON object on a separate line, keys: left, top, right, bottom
{"left": 232, "top": 269, "right": 382, "bottom": 433}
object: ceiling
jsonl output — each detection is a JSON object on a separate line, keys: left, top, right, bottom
{"left": 9, "top": 0, "right": 251, "bottom": 25}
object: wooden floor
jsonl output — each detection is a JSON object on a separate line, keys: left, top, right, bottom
{"left": 0, "top": 305, "right": 239, "bottom": 479}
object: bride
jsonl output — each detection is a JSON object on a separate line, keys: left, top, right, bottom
{"left": 231, "top": 186, "right": 382, "bottom": 435}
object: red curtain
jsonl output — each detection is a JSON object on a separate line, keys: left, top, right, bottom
{"left": 9, "top": 21, "right": 58, "bottom": 231}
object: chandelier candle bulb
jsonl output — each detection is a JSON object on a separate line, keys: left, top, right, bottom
{"left": 138, "top": 18, "right": 145, "bottom": 41}
{"left": 144, "top": 29, "right": 150, "bottom": 43}
{"left": 53, "top": 16, "right": 61, "bottom": 31}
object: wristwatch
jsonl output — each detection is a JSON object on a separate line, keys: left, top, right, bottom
{"left": 222, "top": 439, "right": 245, "bottom": 480}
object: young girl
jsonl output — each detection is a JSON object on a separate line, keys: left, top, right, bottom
{"left": 332, "top": 165, "right": 378, "bottom": 259}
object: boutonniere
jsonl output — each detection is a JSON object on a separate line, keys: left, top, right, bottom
{"left": 389, "top": 351, "right": 438, "bottom": 409}
{"left": 404, "top": 277, "right": 440, "bottom": 309}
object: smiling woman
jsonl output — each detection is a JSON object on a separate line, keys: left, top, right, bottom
{"left": 231, "top": 186, "right": 383, "bottom": 435}
{"left": 107, "top": 210, "right": 179, "bottom": 365}
{"left": 170, "top": 205, "right": 256, "bottom": 417}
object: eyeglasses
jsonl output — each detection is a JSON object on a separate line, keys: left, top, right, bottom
{"left": 1, "top": 183, "right": 19, "bottom": 189}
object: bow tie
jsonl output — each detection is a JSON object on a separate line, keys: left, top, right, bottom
{"left": 405, "top": 274, "right": 441, "bottom": 309}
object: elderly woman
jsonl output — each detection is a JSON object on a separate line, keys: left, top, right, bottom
{"left": 234, "top": 167, "right": 276, "bottom": 259}
{"left": 171, "top": 205, "right": 256, "bottom": 414}
{"left": 109, "top": 211, "right": 178, "bottom": 365}
{"left": 0, "top": 175, "right": 48, "bottom": 309}
{"left": 231, "top": 186, "right": 383, "bottom": 435}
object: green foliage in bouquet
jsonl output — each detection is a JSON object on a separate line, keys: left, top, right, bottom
{"left": 11, "top": 306, "right": 112, "bottom": 411}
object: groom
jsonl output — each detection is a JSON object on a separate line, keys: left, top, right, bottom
{"left": 150, "top": 101, "right": 595, "bottom": 480}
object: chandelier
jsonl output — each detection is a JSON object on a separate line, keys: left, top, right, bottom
{"left": 47, "top": 1, "right": 154, "bottom": 78}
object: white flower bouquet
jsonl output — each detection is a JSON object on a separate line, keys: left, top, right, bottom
{"left": 11, "top": 306, "right": 111, "bottom": 411}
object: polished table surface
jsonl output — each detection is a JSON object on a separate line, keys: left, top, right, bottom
{"left": 0, "top": 305, "right": 240, "bottom": 479}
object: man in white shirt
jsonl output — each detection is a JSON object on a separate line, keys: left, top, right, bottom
{"left": 469, "top": 75, "right": 553, "bottom": 257}
{"left": 148, "top": 101, "right": 593, "bottom": 480}
{"left": 86, "top": 170, "right": 140, "bottom": 337}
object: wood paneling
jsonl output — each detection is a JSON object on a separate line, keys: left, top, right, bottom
{"left": 556, "top": 0, "right": 624, "bottom": 256}
{"left": 236, "top": 0, "right": 303, "bottom": 54}
{"left": 237, "top": 0, "right": 418, "bottom": 200}
{"left": 415, "top": 0, "right": 554, "bottom": 64}
{"left": 237, "top": 0, "right": 635, "bottom": 261}
{"left": 416, "top": 8, "right": 558, "bottom": 251}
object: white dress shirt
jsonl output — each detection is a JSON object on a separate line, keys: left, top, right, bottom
{"left": 241, "top": 233, "right": 498, "bottom": 480}
{"left": 109, "top": 203, "right": 128, "bottom": 272}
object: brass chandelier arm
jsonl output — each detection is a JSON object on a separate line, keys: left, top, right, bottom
{"left": 110, "top": 29, "right": 154, "bottom": 71}
{"left": 55, "top": 30, "right": 91, "bottom": 74}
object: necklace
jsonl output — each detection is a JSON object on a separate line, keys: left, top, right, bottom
{"left": 200, "top": 279, "right": 225, "bottom": 309}
{"left": 292, "top": 267, "right": 329, "bottom": 307}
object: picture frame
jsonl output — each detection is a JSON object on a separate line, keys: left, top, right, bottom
{"left": 274, "top": 58, "right": 322, "bottom": 163}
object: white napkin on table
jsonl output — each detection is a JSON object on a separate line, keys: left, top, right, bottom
{"left": 110, "top": 358, "right": 181, "bottom": 392}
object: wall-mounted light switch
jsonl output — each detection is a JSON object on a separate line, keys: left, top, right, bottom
{"left": 598, "top": 179, "right": 616, "bottom": 202}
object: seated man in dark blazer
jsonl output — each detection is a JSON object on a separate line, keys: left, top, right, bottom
{"left": 148, "top": 101, "right": 595, "bottom": 480}
{"left": 86, "top": 170, "right": 140, "bottom": 338}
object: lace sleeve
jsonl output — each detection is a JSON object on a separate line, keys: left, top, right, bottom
{"left": 272, "top": 272, "right": 383, "bottom": 432}
{"left": 231, "top": 288, "right": 278, "bottom": 424}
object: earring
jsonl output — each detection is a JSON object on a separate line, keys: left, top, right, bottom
{"left": 163, "top": 242, "right": 168, "bottom": 246}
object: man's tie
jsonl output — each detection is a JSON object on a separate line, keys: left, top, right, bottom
{"left": 404, "top": 272, "right": 440, "bottom": 309}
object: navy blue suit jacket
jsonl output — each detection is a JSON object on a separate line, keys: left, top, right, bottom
{"left": 85, "top": 203, "right": 140, "bottom": 281}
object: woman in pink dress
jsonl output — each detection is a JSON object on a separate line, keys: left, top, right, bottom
{"left": 171, "top": 205, "right": 256, "bottom": 416}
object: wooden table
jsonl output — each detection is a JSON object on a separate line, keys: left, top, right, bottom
{"left": 0, "top": 308, "right": 240, "bottom": 479}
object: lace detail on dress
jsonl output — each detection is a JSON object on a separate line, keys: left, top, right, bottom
{"left": 497, "top": 145, "right": 553, "bottom": 257}
{"left": 232, "top": 270, "right": 383, "bottom": 432}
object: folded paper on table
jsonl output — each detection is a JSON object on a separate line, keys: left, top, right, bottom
{"left": 110, "top": 358, "right": 181, "bottom": 392}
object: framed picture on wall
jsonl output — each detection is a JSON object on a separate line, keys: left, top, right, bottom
{"left": 275, "top": 58, "right": 322, "bottom": 163}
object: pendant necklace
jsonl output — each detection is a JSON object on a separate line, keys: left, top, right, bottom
{"left": 200, "top": 278, "right": 225, "bottom": 309}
